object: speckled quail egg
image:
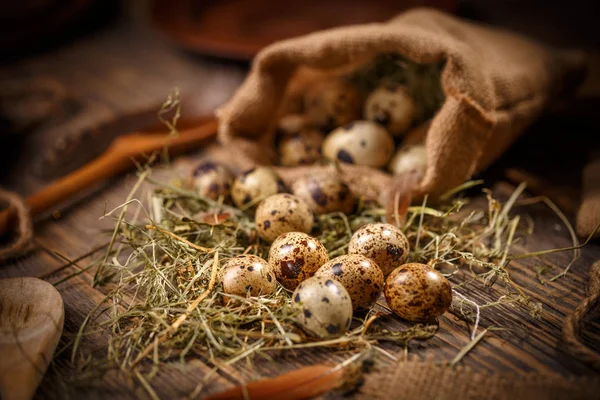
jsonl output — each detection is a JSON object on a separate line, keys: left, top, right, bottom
{"left": 291, "top": 276, "right": 353, "bottom": 338}
{"left": 221, "top": 255, "right": 276, "bottom": 297}
{"left": 190, "top": 162, "right": 233, "bottom": 200}
{"left": 231, "top": 167, "right": 286, "bottom": 209}
{"left": 278, "top": 129, "right": 324, "bottom": 166}
{"left": 314, "top": 254, "right": 384, "bottom": 311}
{"left": 322, "top": 120, "right": 394, "bottom": 168}
{"left": 291, "top": 174, "right": 355, "bottom": 215}
{"left": 385, "top": 263, "right": 452, "bottom": 322}
{"left": 348, "top": 223, "right": 410, "bottom": 276}
{"left": 388, "top": 144, "right": 427, "bottom": 180}
{"left": 268, "top": 232, "right": 329, "bottom": 290}
{"left": 255, "top": 194, "right": 314, "bottom": 243}
{"left": 276, "top": 114, "right": 309, "bottom": 136}
{"left": 364, "top": 84, "right": 416, "bottom": 136}
{"left": 304, "top": 78, "right": 362, "bottom": 132}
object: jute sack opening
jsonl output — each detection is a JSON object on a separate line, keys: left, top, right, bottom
{"left": 216, "top": 8, "right": 586, "bottom": 204}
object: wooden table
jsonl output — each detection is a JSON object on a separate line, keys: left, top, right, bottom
{"left": 1, "top": 3, "right": 599, "bottom": 399}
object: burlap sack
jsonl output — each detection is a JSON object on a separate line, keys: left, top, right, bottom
{"left": 216, "top": 8, "right": 586, "bottom": 204}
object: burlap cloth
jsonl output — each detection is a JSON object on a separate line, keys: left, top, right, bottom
{"left": 576, "top": 159, "right": 600, "bottom": 239}
{"left": 216, "top": 8, "right": 586, "bottom": 203}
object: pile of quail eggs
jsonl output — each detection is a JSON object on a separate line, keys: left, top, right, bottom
{"left": 186, "top": 76, "right": 449, "bottom": 340}
{"left": 276, "top": 77, "right": 427, "bottom": 178}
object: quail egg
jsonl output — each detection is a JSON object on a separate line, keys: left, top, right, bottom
{"left": 276, "top": 114, "right": 309, "bottom": 136}
{"left": 278, "top": 129, "right": 324, "bottom": 166}
{"left": 304, "top": 78, "right": 362, "bottom": 132}
{"left": 190, "top": 162, "right": 233, "bottom": 200}
{"left": 255, "top": 194, "right": 314, "bottom": 242}
{"left": 384, "top": 263, "right": 452, "bottom": 322}
{"left": 292, "top": 276, "right": 353, "bottom": 338}
{"left": 268, "top": 232, "right": 329, "bottom": 290}
{"left": 314, "top": 254, "right": 384, "bottom": 311}
{"left": 291, "top": 173, "right": 355, "bottom": 215}
{"left": 364, "top": 84, "right": 416, "bottom": 136}
{"left": 322, "top": 120, "right": 394, "bottom": 168}
{"left": 232, "top": 167, "right": 286, "bottom": 209}
{"left": 388, "top": 144, "right": 427, "bottom": 179}
{"left": 221, "top": 255, "right": 277, "bottom": 298}
{"left": 348, "top": 223, "right": 410, "bottom": 276}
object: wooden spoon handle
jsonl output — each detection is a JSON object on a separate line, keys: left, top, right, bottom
{"left": 0, "top": 119, "right": 218, "bottom": 237}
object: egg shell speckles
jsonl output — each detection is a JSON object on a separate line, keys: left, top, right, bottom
{"left": 232, "top": 167, "right": 286, "bottom": 208}
{"left": 314, "top": 254, "right": 384, "bottom": 311}
{"left": 384, "top": 263, "right": 452, "bottom": 322}
{"left": 303, "top": 79, "right": 362, "bottom": 131}
{"left": 255, "top": 194, "right": 314, "bottom": 243}
{"left": 278, "top": 129, "right": 324, "bottom": 167}
{"left": 190, "top": 162, "right": 232, "bottom": 200}
{"left": 291, "top": 174, "right": 355, "bottom": 215}
{"left": 292, "top": 276, "right": 353, "bottom": 338}
{"left": 364, "top": 85, "right": 416, "bottom": 136}
{"left": 221, "top": 255, "right": 276, "bottom": 298}
{"left": 268, "top": 232, "right": 329, "bottom": 290}
{"left": 348, "top": 223, "right": 409, "bottom": 276}
{"left": 322, "top": 120, "right": 394, "bottom": 168}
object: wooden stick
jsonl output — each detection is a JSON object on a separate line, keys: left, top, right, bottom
{"left": 0, "top": 119, "right": 218, "bottom": 237}
{"left": 203, "top": 363, "right": 345, "bottom": 400}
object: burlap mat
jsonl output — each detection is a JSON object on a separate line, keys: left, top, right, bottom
{"left": 358, "top": 361, "right": 600, "bottom": 400}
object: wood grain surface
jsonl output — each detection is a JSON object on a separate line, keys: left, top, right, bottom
{"left": 1, "top": 2, "right": 599, "bottom": 399}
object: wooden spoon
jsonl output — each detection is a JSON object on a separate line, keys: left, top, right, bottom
{"left": 0, "top": 277, "right": 64, "bottom": 400}
{"left": 0, "top": 118, "right": 218, "bottom": 237}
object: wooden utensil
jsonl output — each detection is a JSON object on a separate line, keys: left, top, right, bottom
{"left": 0, "top": 118, "right": 219, "bottom": 238}
{"left": 0, "top": 277, "right": 64, "bottom": 400}
{"left": 204, "top": 363, "right": 345, "bottom": 400}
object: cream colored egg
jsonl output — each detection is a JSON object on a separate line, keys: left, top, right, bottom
{"left": 388, "top": 144, "right": 427, "bottom": 179}
{"left": 190, "top": 162, "right": 232, "bottom": 200}
{"left": 278, "top": 129, "right": 324, "bottom": 167}
{"left": 384, "top": 263, "right": 452, "bottom": 322}
{"left": 291, "top": 173, "right": 355, "bottom": 215}
{"left": 232, "top": 167, "right": 286, "bottom": 208}
{"left": 304, "top": 78, "right": 362, "bottom": 132}
{"left": 292, "top": 276, "right": 353, "bottom": 338}
{"left": 348, "top": 223, "right": 410, "bottom": 276}
{"left": 221, "top": 255, "right": 276, "bottom": 297}
{"left": 314, "top": 254, "right": 384, "bottom": 310}
{"left": 255, "top": 194, "right": 314, "bottom": 243}
{"left": 322, "top": 120, "right": 394, "bottom": 168}
{"left": 364, "top": 85, "right": 416, "bottom": 136}
{"left": 268, "top": 232, "right": 329, "bottom": 290}
{"left": 277, "top": 114, "right": 309, "bottom": 136}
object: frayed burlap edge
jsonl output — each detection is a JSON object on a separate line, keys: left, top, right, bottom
{"left": 0, "top": 189, "right": 33, "bottom": 262}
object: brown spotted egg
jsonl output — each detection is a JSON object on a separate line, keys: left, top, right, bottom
{"left": 384, "top": 263, "right": 452, "bottom": 322}
{"left": 322, "top": 120, "right": 394, "bottom": 168}
{"left": 388, "top": 144, "right": 427, "bottom": 179}
{"left": 348, "top": 223, "right": 410, "bottom": 276}
{"left": 268, "top": 232, "right": 329, "bottom": 290}
{"left": 314, "top": 254, "right": 384, "bottom": 311}
{"left": 221, "top": 255, "right": 276, "bottom": 298}
{"left": 291, "top": 173, "right": 355, "bottom": 215}
{"left": 231, "top": 167, "right": 286, "bottom": 209}
{"left": 292, "top": 276, "right": 353, "bottom": 338}
{"left": 190, "top": 162, "right": 232, "bottom": 200}
{"left": 364, "top": 84, "right": 416, "bottom": 136}
{"left": 255, "top": 194, "right": 314, "bottom": 243}
{"left": 304, "top": 78, "right": 362, "bottom": 132}
{"left": 278, "top": 129, "right": 324, "bottom": 167}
